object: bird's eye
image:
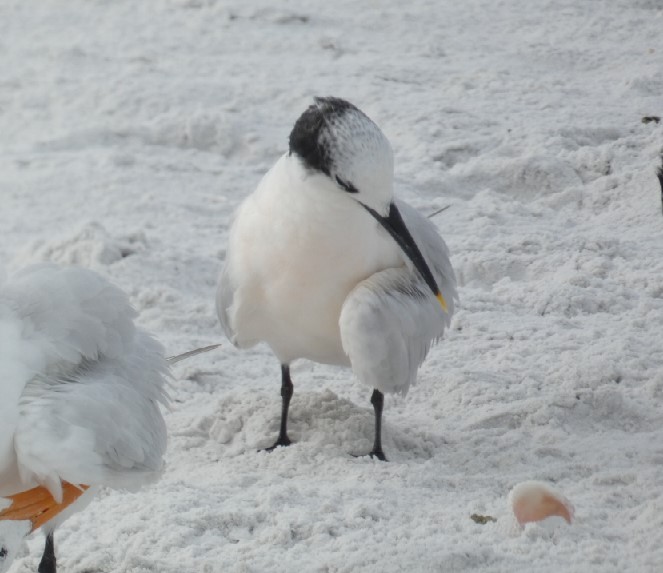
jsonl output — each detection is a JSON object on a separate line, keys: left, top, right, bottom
{"left": 335, "top": 176, "right": 359, "bottom": 194}
{"left": 0, "top": 546, "right": 7, "bottom": 559}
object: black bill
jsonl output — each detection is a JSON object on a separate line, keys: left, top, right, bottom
{"left": 362, "top": 202, "right": 447, "bottom": 312}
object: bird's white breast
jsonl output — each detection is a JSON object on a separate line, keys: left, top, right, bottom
{"left": 224, "top": 154, "right": 403, "bottom": 365}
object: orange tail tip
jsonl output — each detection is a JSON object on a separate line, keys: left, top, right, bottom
{"left": 0, "top": 483, "right": 89, "bottom": 532}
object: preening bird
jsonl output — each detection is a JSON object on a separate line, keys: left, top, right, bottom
{"left": 217, "top": 97, "right": 457, "bottom": 460}
{"left": 0, "top": 264, "right": 169, "bottom": 573}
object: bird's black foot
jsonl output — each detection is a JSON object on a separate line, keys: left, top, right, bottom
{"left": 369, "top": 449, "right": 388, "bottom": 462}
{"left": 351, "top": 450, "right": 388, "bottom": 462}
{"left": 261, "top": 435, "right": 292, "bottom": 453}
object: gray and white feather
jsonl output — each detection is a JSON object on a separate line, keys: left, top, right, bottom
{"left": 0, "top": 264, "right": 168, "bottom": 501}
{"left": 0, "top": 263, "right": 169, "bottom": 570}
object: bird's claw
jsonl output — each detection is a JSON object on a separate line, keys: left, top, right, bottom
{"left": 260, "top": 436, "right": 292, "bottom": 453}
{"left": 369, "top": 450, "right": 388, "bottom": 462}
{"left": 350, "top": 451, "right": 388, "bottom": 462}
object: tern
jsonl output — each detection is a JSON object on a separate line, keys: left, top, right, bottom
{"left": 217, "top": 97, "right": 457, "bottom": 460}
{"left": 0, "top": 264, "right": 169, "bottom": 573}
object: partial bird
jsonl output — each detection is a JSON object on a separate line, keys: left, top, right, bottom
{"left": 0, "top": 263, "right": 169, "bottom": 573}
{"left": 217, "top": 96, "right": 457, "bottom": 460}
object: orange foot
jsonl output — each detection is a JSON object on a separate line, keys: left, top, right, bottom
{"left": 0, "top": 483, "right": 89, "bottom": 532}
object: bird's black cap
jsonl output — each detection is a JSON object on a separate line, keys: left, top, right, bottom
{"left": 288, "top": 97, "right": 357, "bottom": 178}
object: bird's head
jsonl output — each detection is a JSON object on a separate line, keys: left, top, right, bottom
{"left": 288, "top": 97, "right": 447, "bottom": 312}
{"left": 289, "top": 96, "right": 394, "bottom": 217}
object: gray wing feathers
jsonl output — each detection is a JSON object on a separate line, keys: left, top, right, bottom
{"left": 216, "top": 257, "right": 259, "bottom": 349}
{"left": 5, "top": 264, "right": 169, "bottom": 496}
{"left": 16, "top": 332, "right": 168, "bottom": 492}
{"left": 216, "top": 263, "right": 237, "bottom": 342}
{"left": 339, "top": 201, "right": 457, "bottom": 395}
{"left": 3, "top": 263, "right": 136, "bottom": 372}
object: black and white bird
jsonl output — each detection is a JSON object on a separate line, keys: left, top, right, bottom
{"left": 0, "top": 264, "right": 169, "bottom": 573}
{"left": 216, "top": 97, "right": 457, "bottom": 460}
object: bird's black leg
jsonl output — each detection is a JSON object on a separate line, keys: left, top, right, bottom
{"left": 38, "top": 532, "right": 56, "bottom": 573}
{"left": 264, "top": 365, "right": 294, "bottom": 451}
{"left": 369, "top": 389, "right": 388, "bottom": 461}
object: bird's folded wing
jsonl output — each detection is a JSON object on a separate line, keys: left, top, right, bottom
{"left": 340, "top": 203, "right": 457, "bottom": 395}
{"left": 1, "top": 264, "right": 169, "bottom": 501}
{"left": 340, "top": 267, "right": 449, "bottom": 395}
{"left": 2, "top": 263, "right": 137, "bottom": 370}
{"left": 216, "top": 263, "right": 237, "bottom": 342}
{"left": 14, "top": 331, "right": 169, "bottom": 501}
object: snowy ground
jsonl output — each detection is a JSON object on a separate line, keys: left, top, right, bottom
{"left": 2, "top": 0, "right": 663, "bottom": 571}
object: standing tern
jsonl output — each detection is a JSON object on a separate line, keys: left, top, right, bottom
{"left": 217, "top": 97, "right": 457, "bottom": 460}
{"left": 0, "top": 264, "right": 169, "bottom": 573}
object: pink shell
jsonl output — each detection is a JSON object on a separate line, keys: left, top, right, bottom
{"left": 509, "top": 481, "right": 574, "bottom": 526}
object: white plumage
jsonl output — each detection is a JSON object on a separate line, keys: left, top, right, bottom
{"left": 0, "top": 263, "right": 169, "bottom": 573}
{"left": 217, "top": 97, "right": 457, "bottom": 459}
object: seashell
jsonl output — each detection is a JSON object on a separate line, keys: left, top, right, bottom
{"left": 509, "top": 481, "right": 574, "bottom": 526}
